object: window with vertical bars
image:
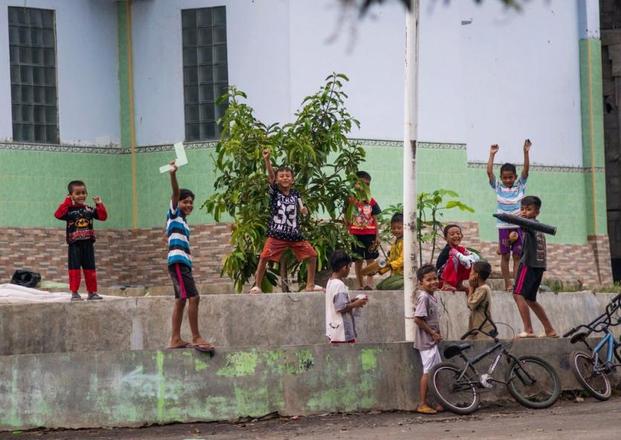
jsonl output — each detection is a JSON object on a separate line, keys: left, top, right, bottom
{"left": 8, "top": 7, "right": 59, "bottom": 144}
{"left": 182, "top": 6, "right": 228, "bottom": 141}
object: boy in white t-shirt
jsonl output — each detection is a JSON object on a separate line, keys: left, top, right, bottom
{"left": 414, "top": 264, "right": 443, "bottom": 414}
{"left": 325, "top": 250, "right": 369, "bottom": 343}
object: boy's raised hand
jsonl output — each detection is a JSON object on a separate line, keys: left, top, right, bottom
{"left": 490, "top": 144, "right": 499, "bottom": 155}
{"left": 168, "top": 160, "right": 178, "bottom": 174}
{"left": 523, "top": 138, "right": 532, "bottom": 152}
{"left": 262, "top": 148, "right": 270, "bottom": 160}
{"left": 93, "top": 196, "right": 103, "bottom": 204}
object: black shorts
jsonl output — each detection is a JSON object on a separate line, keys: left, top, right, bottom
{"left": 68, "top": 240, "right": 96, "bottom": 270}
{"left": 352, "top": 234, "right": 379, "bottom": 260}
{"left": 168, "top": 263, "right": 199, "bottom": 299}
{"left": 513, "top": 263, "right": 544, "bottom": 302}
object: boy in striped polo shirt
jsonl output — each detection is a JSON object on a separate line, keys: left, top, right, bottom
{"left": 166, "top": 162, "right": 214, "bottom": 352}
{"left": 487, "top": 139, "right": 531, "bottom": 290}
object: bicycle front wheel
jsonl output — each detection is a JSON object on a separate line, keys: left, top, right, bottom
{"left": 429, "top": 362, "right": 480, "bottom": 415}
{"left": 570, "top": 350, "right": 612, "bottom": 401}
{"left": 506, "top": 356, "right": 560, "bottom": 409}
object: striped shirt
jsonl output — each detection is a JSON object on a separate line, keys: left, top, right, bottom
{"left": 166, "top": 201, "right": 192, "bottom": 267}
{"left": 490, "top": 176, "right": 527, "bottom": 229}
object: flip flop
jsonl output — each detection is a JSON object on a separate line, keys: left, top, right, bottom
{"left": 517, "top": 332, "right": 536, "bottom": 338}
{"left": 415, "top": 404, "right": 437, "bottom": 415}
{"left": 539, "top": 333, "right": 560, "bottom": 338}
{"left": 167, "top": 342, "right": 191, "bottom": 350}
{"left": 192, "top": 343, "right": 216, "bottom": 354}
{"left": 248, "top": 286, "right": 262, "bottom": 295}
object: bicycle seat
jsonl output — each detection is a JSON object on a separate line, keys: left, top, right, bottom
{"left": 443, "top": 343, "right": 472, "bottom": 359}
{"left": 569, "top": 331, "right": 589, "bottom": 344}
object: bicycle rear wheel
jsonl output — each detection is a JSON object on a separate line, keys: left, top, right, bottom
{"left": 429, "top": 362, "right": 480, "bottom": 415}
{"left": 570, "top": 350, "right": 611, "bottom": 401}
{"left": 506, "top": 356, "right": 560, "bottom": 409}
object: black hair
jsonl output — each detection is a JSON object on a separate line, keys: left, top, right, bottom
{"left": 391, "top": 212, "right": 403, "bottom": 224}
{"left": 500, "top": 163, "right": 517, "bottom": 176}
{"left": 67, "top": 180, "right": 86, "bottom": 194}
{"left": 276, "top": 165, "right": 294, "bottom": 177}
{"left": 521, "top": 195, "right": 542, "bottom": 209}
{"left": 356, "top": 170, "right": 372, "bottom": 181}
{"left": 416, "top": 263, "right": 437, "bottom": 281}
{"left": 443, "top": 223, "right": 461, "bottom": 238}
{"left": 179, "top": 188, "right": 195, "bottom": 201}
{"left": 473, "top": 261, "right": 492, "bottom": 281}
{"left": 330, "top": 249, "right": 352, "bottom": 273}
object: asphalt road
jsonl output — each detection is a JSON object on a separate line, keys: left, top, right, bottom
{"left": 4, "top": 396, "right": 621, "bottom": 440}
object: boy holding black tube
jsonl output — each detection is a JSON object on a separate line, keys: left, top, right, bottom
{"left": 512, "top": 196, "right": 558, "bottom": 338}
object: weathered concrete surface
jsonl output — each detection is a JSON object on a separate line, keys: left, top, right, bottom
{"left": 23, "top": 398, "right": 621, "bottom": 440}
{"left": 1, "top": 291, "right": 618, "bottom": 355}
{"left": 0, "top": 339, "right": 612, "bottom": 431}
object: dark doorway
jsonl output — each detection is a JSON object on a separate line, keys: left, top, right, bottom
{"left": 601, "top": 0, "right": 621, "bottom": 282}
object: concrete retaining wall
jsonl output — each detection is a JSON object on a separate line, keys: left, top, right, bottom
{"left": 0, "top": 339, "right": 604, "bottom": 431}
{"left": 0, "top": 291, "right": 617, "bottom": 355}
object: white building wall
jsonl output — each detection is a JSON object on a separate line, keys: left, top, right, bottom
{"left": 418, "top": 0, "right": 583, "bottom": 166}
{"left": 131, "top": 0, "right": 583, "bottom": 166}
{"left": 0, "top": 0, "right": 120, "bottom": 146}
{"left": 131, "top": 0, "right": 292, "bottom": 146}
{"left": 131, "top": 0, "right": 404, "bottom": 146}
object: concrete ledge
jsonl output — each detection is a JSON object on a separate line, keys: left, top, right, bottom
{"left": 1, "top": 291, "right": 618, "bottom": 355}
{"left": 0, "top": 339, "right": 608, "bottom": 431}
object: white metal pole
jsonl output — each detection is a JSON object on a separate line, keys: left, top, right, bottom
{"left": 403, "top": 0, "right": 419, "bottom": 342}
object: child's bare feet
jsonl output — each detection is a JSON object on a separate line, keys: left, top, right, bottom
{"left": 168, "top": 338, "right": 190, "bottom": 349}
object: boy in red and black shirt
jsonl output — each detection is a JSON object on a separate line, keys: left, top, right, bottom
{"left": 347, "top": 171, "right": 381, "bottom": 289}
{"left": 54, "top": 180, "right": 108, "bottom": 301}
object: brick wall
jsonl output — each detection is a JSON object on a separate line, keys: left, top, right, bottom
{"left": 0, "top": 222, "right": 613, "bottom": 289}
{"left": 417, "top": 222, "right": 613, "bottom": 287}
{"left": 0, "top": 224, "right": 233, "bottom": 290}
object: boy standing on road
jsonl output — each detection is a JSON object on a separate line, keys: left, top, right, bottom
{"left": 414, "top": 264, "right": 444, "bottom": 414}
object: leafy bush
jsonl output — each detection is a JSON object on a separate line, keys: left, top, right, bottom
{"left": 203, "top": 73, "right": 366, "bottom": 292}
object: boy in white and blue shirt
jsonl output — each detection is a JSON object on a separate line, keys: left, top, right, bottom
{"left": 486, "top": 139, "right": 531, "bottom": 291}
{"left": 166, "top": 161, "right": 214, "bottom": 353}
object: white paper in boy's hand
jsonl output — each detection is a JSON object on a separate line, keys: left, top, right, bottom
{"left": 159, "top": 142, "right": 188, "bottom": 173}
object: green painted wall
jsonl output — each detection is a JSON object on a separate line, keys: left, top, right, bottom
{"left": 117, "top": 1, "right": 132, "bottom": 149}
{"left": 579, "top": 38, "right": 608, "bottom": 236}
{"left": 0, "top": 149, "right": 130, "bottom": 229}
{"left": 0, "top": 141, "right": 593, "bottom": 245}
{"left": 368, "top": 143, "right": 589, "bottom": 245}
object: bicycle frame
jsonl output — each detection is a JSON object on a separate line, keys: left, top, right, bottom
{"left": 453, "top": 342, "right": 519, "bottom": 386}
{"left": 591, "top": 330, "right": 620, "bottom": 370}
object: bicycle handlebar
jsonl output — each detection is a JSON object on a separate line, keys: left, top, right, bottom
{"left": 563, "top": 327, "right": 578, "bottom": 338}
{"left": 460, "top": 312, "right": 499, "bottom": 341}
{"left": 566, "top": 296, "right": 621, "bottom": 339}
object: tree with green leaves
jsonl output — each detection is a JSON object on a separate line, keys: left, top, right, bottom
{"left": 204, "top": 73, "right": 367, "bottom": 292}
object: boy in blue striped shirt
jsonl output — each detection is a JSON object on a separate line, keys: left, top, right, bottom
{"left": 487, "top": 139, "right": 531, "bottom": 290}
{"left": 166, "top": 162, "right": 214, "bottom": 352}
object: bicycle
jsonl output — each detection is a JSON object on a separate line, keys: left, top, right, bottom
{"left": 428, "top": 318, "right": 561, "bottom": 415}
{"left": 564, "top": 293, "right": 621, "bottom": 401}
